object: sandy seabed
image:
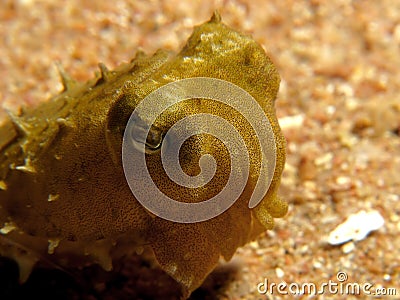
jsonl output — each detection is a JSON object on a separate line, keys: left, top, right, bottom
{"left": 1, "top": 1, "right": 399, "bottom": 299}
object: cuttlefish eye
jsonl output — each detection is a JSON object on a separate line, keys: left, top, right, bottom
{"left": 145, "top": 128, "right": 164, "bottom": 151}
{"left": 129, "top": 115, "right": 164, "bottom": 154}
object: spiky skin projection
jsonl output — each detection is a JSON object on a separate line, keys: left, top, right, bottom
{"left": 0, "top": 13, "right": 287, "bottom": 298}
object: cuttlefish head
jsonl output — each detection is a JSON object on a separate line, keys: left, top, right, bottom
{"left": 106, "top": 12, "right": 288, "bottom": 296}
{"left": 117, "top": 82, "right": 288, "bottom": 295}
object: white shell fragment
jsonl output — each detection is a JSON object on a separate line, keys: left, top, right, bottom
{"left": 278, "top": 114, "right": 305, "bottom": 130}
{"left": 328, "top": 210, "right": 385, "bottom": 245}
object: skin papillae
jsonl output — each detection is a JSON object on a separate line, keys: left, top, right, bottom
{"left": 0, "top": 13, "right": 287, "bottom": 298}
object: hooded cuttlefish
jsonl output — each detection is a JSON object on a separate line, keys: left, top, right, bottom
{"left": 0, "top": 12, "right": 287, "bottom": 298}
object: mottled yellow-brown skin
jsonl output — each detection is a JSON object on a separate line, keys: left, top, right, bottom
{"left": 0, "top": 13, "right": 287, "bottom": 298}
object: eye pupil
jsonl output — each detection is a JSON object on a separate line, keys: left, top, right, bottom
{"left": 129, "top": 114, "right": 163, "bottom": 153}
{"left": 145, "top": 129, "right": 163, "bottom": 150}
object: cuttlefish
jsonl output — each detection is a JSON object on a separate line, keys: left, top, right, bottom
{"left": 0, "top": 12, "right": 287, "bottom": 298}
